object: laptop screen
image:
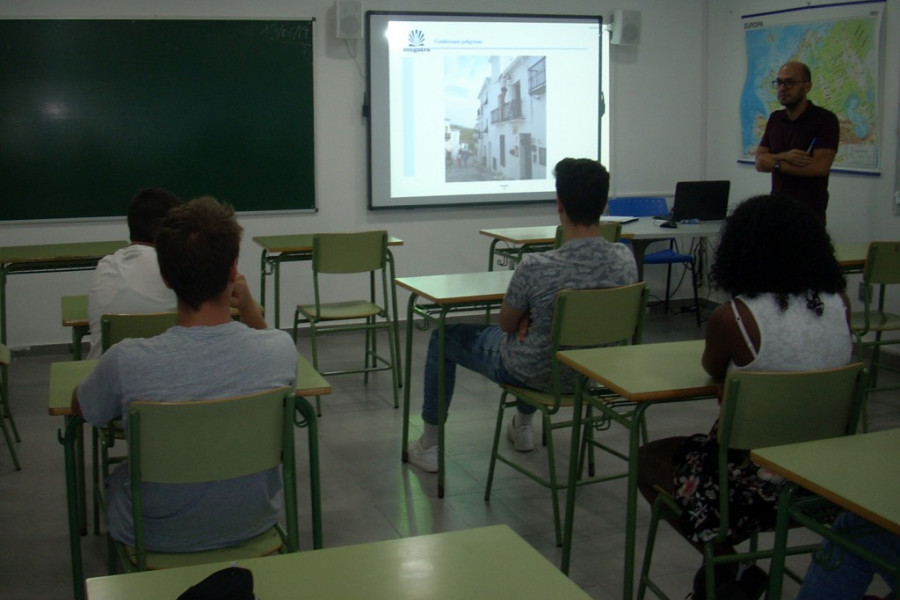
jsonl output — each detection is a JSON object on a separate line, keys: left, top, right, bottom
{"left": 672, "top": 180, "right": 730, "bottom": 221}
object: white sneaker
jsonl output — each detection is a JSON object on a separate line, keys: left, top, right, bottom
{"left": 406, "top": 437, "right": 438, "bottom": 473}
{"left": 506, "top": 415, "right": 534, "bottom": 452}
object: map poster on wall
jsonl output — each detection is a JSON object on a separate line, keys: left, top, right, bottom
{"left": 740, "top": 0, "right": 884, "bottom": 173}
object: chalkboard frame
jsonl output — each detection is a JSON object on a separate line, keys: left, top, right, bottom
{"left": 0, "top": 18, "right": 316, "bottom": 222}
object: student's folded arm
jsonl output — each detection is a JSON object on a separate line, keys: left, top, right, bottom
{"left": 499, "top": 300, "right": 527, "bottom": 334}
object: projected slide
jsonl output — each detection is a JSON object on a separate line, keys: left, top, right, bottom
{"left": 367, "top": 13, "right": 602, "bottom": 209}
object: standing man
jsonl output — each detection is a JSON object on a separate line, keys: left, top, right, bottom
{"left": 755, "top": 61, "right": 840, "bottom": 223}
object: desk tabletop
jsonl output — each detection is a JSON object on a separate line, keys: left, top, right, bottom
{"left": 0, "top": 240, "right": 128, "bottom": 264}
{"left": 479, "top": 226, "right": 558, "bottom": 244}
{"left": 86, "top": 525, "right": 590, "bottom": 600}
{"left": 620, "top": 217, "right": 722, "bottom": 240}
{"left": 395, "top": 270, "right": 513, "bottom": 304}
{"left": 49, "top": 354, "right": 331, "bottom": 417}
{"left": 479, "top": 218, "right": 723, "bottom": 244}
{"left": 253, "top": 234, "right": 404, "bottom": 252}
{"left": 557, "top": 339, "right": 716, "bottom": 402}
{"left": 751, "top": 428, "right": 900, "bottom": 536}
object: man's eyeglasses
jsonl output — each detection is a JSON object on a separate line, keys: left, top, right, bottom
{"left": 771, "top": 79, "right": 808, "bottom": 89}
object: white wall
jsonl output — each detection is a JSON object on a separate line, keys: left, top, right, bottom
{"left": 0, "top": 0, "right": 708, "bottom": 348}
{"left": 8, "top": 0, "right": 895, "bottom": 349}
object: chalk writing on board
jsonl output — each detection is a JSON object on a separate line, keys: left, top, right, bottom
{"left": 261, "top": 22, "right": 312, "bottom": 47}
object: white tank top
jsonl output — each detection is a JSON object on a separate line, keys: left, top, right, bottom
{"left": 729, "top": 292, "right": 851, "bottom": 372}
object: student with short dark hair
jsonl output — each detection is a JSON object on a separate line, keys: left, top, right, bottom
{"left": 86, "top": 188, "right": 182, "bottom": 358}
{"left": 406, "top": 158, "right": 638, "bottom": 472}
{"left": 74, "top": 196, "right": 297, "bottom": 552}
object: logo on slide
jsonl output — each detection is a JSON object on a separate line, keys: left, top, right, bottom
{"left": 408, "top": 29, "right": 425, "bottom": 47}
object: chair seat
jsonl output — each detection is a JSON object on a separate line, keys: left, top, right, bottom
{"left": 850, "top": 310, "right": 900, "bottom": 332}
{"left": 125, "top": 526, "right": 283, "bottom": 570}
{"left": 502, "top": 384, "right": 577, "bottom": 409}
{"left": 642, "top": 248, "right": 694, "bottom": 265}
{"left": 297, "top": 300, "right": 383, "bottom": 321}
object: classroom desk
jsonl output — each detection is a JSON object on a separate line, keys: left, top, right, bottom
{"left": 556, "top": 339, "right": 717, "bottom": 600}
{"left": 480, "top": 225, "right": 558, "bottom": 269}
{"left": 0, "top": 241, "right": 128, "bottom": 346}
{"left": 50, "top": 354, "right": 330, "bottom": 600}
{"left": 395, "top": 270, "right": 514, "bottom": 497}
{"left": 0, "top": 240, "right": 127, "bottom": 418}
{"left": 752, "top": 428, "right": 900, "bottom": 599}
{"left": 480, "top": 218, "right": 723, "bottom": 279}
{"left": 85, "top": 524, "right": 592, "bottom": 600}
{"left": 834, "top": 241, "right": 869, "bottom": 274}
{"left": 252, "top": 233, "right": 404, "bottom": 328}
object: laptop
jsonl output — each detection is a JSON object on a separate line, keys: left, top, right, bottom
{"left": 671, "top": 180, "right": 730, "bottom": 222}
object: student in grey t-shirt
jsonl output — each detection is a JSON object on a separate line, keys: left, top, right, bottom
{"left": 407, "top": 158, "right": 638, "bottom": 473}
{"left": 74, "top": 197, "right": 297, "bottom": 552}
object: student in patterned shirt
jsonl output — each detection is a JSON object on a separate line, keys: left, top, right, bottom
{"left": 406, "top": 158, "right": 638, "bottom": 473}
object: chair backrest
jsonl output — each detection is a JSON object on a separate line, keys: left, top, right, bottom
{"left": 551, "top": 282, "right": 648, "bottom": 349}
{"left": 863, "top": 241, "right": 900, "bottom": 286}
{"left": 127, "top": 386, "right": 294, "bottom": 484}
{"left": 126, "top": 386, "right": 298, "bottom": 565}
{"left": 719, "top": 363, "right": 867, "bottom": 451}
{"left": 712, "top": 363, "right": 867, "bottom": 543}
{"left": 101, "top": 312, "right": 178, "bottom": 353}
{"left": 607, "top": 196, "right": 669, "bottom": 218}
{"left": 312, "top": 230, "right": 388, "bottom": 274}
{"left": 553, "top": 222, "right": 622, "bottom": 248}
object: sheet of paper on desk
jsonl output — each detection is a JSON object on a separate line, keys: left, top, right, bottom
{"left": 600, "top": 216, "right": 638, "bottom": 224}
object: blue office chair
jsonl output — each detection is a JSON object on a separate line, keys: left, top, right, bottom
{"left": 607, "top": 196, "right": 700, "bottom": 326}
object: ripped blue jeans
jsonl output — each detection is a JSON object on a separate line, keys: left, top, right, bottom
{"left": 421, "top": 323, "right": 535, "bottom": 425}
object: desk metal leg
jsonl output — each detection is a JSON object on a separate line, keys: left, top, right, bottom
{"left": 561, "top": 377, "right": 586, "bottom": 575}
{"left": 561, "top": 385, "right": 649, "bottom": 600}
{"left": 400, "top": 293, "right": 417, "bottom": 464}
{"left": 62, "top": 416, "right": 86, "bottom": 600}
{"left": 435, "top": 307, "right": 450, "bottom": 498}
{"left": 488, "top": 239, "right": 499, "bottom": 271}
{"left": 387, "top": 250, "right": 402, "bottom": 391}
{"left": 294, "top": 397, "right": 323, "bottom": 550}
{"left": 767, "top": 482, "right": 797, "bottom": 600}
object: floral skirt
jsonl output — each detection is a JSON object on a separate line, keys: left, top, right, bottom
{"left": 672, "top": 428, "right": 783, "bottom": 543}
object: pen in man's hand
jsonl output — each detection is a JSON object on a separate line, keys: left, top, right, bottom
{"left": 806, "top": 137, "right": 817, "bottom": 153}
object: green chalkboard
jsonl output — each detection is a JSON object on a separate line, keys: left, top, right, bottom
{"left": 0, "top": 19, "right": 315, "bottom": 221}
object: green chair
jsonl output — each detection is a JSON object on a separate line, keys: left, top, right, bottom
{"left": 0, "top": 343, "right": 21, "bottom": 470}
{"left": 637, "top": 363, "right": 868, "bottom": 600}
{"left": 850, "top": 241, "right": 900, "bottom": 427}
{"left": 100, "top": 312, "right": 179, "bottom": 352}
{"left": 553, "top": 221, "right": 622, "bottom": 248}
{"left": 484, "top": 282, "right": 648, "bottom": 547}
{"left": 293, "top": 231, "right": 399, "bottom": 413}
{"left": 104, "top": 386, "right": 300, "bottom": 572}
{"left": 93, "top": 312, "right": 179, "bottom": 532}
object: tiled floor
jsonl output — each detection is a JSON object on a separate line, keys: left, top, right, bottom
{"left": 1, "top": 304, "right": 897, "bottom": 599}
